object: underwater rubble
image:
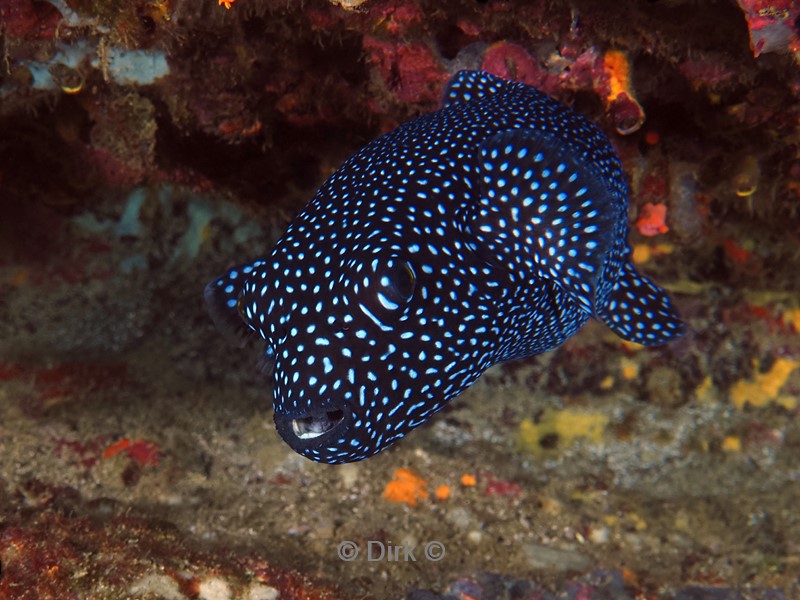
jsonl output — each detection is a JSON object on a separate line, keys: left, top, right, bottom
{"left": 1, "top": 0, "right": 800, "bottom": 598}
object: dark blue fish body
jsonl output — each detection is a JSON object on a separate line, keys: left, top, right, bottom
{"left": 206, "top": 71, "right": 684, "bottom": 464}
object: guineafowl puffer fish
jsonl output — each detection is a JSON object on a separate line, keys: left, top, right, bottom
{"left": 205, "top": 70, "right": 685, "bottom": 464}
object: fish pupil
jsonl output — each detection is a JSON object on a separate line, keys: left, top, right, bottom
{"left": 379, "top": 258, "right": 416, "bottom": 307}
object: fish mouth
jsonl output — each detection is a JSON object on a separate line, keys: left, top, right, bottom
{"left": 274, "top": 405, "right": 353, "bottom": 453}
{"left": 291, "top": 410, "right": 345, "bottom": 439}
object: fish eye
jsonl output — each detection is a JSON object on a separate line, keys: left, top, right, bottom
{"left": 375, "top": 258, "right": 416, "bottom": 311}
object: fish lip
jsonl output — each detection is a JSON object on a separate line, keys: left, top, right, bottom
{"left": 273, "top": 404, "right": 354, "bottom": 452}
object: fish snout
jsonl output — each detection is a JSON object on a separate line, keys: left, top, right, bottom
{"left": 273, "top": 402, "right": 353, "bottom": 457}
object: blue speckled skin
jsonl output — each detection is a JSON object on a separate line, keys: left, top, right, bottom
{"left": 206, "top": 71, "right": 684, "bottom": 464}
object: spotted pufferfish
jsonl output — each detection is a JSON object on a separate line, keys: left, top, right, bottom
{"left": 205, "top": 70, "right": 685, "bottom": 464}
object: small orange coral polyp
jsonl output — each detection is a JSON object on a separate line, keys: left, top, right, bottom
{"left": 604, "top": 50, "right": 633, "bottom": 104}
{"left": 434, "top": 485, "right": 451, "bottom": 501}
{"left": 603, "top": 49, "right": 645, "bottom": 134}
{"left": 383, "top": 468, "right": 428, "bottom": 506}
{"left": 460, "top": 473, "right": 477, "bottom": 486}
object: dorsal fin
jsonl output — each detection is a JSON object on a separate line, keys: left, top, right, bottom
{"left": 442, "top": 70, "right": 507, "bottom": 108}
{"left": 468, "top": 128, "right": 619, "bottom": 313}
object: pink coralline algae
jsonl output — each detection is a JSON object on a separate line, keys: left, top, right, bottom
{"left": 362, "top": 37, "right": 449, "bottom": 106}
{"left": 678, "top": 52, "right": 739, "bottom": 93}
{"left": 0, "top": 0, "right": 61, "bottom": 39}
{"left": 480, "top": 41, "right": 546, "bottom": 88}
{"left": 104, "top": 438, "right": 162, "bottom": 468}
{"left": 736, "top": 0, "right": 800, "bottom": 57}
{"left": 479, "top": 42, "right": 607, "bottom": 101}
{"left": 371, "top": 1, "right": 423, "bottom": 35}
{"left": 635, "top": 203, "right": 669, "bottom": 237}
